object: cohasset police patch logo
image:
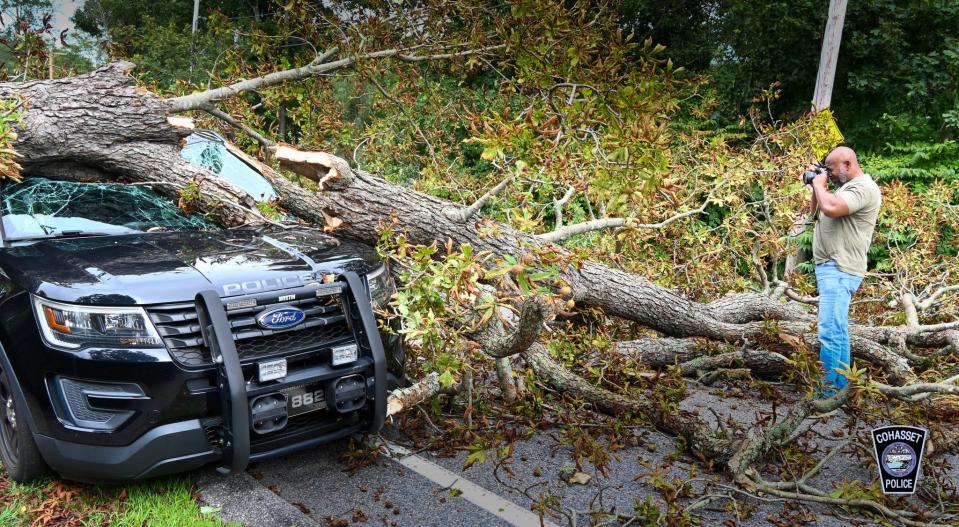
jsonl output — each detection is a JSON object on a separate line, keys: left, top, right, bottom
{"left": 871, "top": 426, "right": 927, "bottom": 495}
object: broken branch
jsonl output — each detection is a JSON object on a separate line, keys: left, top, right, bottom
{"left": 386, "top": 372, "right": 441, "bottom": 417}
{"left": 537, "top": 191, "right": 713, "bottom": 243}
{"left": 202, "top": 104, "right": 276, "bottom": 149}
{"left": 270, "top": 143, "right": 355, "bottom": 190}
{"left": 444, "top": 174, "right": 514, "bottom": 223}
{"left": 552, "top": 186, "right": 575, "bottom": 229}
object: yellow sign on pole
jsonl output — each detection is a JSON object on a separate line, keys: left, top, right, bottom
{"left": 809, "top": 109, "right": 845, "bottom": 161}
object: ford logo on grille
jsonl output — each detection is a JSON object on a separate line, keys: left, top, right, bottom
{"left": 256, "top": 306, "right": 306, "bottom": 330}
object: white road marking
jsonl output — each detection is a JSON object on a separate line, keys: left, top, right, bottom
{"left": 385, "top": 441, "right": 562, "bottom": 527}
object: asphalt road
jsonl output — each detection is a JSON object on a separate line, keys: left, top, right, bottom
{"left": 196, "top": 389, "right": 957, "bottom": 526}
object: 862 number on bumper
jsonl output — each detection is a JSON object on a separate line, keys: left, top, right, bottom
{"left": 286, "top": 385, "right": 326, "bottom": 416}
{"left": 249, "top": 383, "right": 326, "bottom": 435}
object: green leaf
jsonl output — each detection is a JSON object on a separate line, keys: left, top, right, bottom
{"left": 480, "top": 146, "right": 503, "bottom": 161}
{"left": 463, "top": 449, "right": 487, "bottom": 469}
{"left": 517, "top": 273, "right": 531, "bottom": 294}
{"left": 529, "top": 271, "right": 554, "bottom": 281}
{"left": 438, "top": 369, "right": 455, "bottom": 388}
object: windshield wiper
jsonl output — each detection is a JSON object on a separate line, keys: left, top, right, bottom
{"left": 7, "top": 230, "right": 122, "bottom": 242}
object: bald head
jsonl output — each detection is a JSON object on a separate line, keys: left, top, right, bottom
{"left": 824, "top": 146, "right": 863, "bottom": 184}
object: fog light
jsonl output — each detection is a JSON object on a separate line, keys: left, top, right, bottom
{"left": 331, "top": 344, "right": 358, "bottom": 366}
{"left": 53, "top": 377, "right": 146, "bottom": 431}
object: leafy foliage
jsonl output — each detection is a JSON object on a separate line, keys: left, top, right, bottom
{"left": 0, "top": 0, "right": 94, "bottom": 80}
{"left": 0, "top": 97, "right": 22, "bottom": 180}
{"left": 619, "top": 0, "right": 959, "bottom": 149}
{"left": 864, "top": 141, "right": 959, "bottom": 185}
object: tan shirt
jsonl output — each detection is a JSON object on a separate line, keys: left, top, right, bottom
{"left": 812, "top": 174, "right": 882, "bottom": 276}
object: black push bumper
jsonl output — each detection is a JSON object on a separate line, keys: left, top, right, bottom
{"left": 196, "top": 271, "right": 388, "bottom": 475}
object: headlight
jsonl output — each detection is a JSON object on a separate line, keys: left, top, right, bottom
{"left": 365, "top": 265, "right": 394, "bottom": 308}
{"left": 33, "top": 297, "right": 163, "bottom": 350}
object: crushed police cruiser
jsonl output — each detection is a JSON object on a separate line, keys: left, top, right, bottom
{"left": 0, "top": 132, "right": 404, "bottom": 483}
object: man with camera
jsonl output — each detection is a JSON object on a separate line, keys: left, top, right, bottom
{"left": 803, "top": 146, "right": 881, "bottom": 394}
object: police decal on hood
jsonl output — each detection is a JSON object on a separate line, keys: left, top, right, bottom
{"left": 222, "top": 273, "right": 319, "bottom": 296}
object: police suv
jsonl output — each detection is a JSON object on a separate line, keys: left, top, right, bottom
{"left": 0, "top": 132, "right": 404, "bottom": 482}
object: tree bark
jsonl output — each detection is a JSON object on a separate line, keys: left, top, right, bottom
{"left": 0, "top": 62, "right": 263, "bottom": 226}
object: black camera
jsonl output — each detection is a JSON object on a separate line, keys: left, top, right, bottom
{"left": 802, "top": 162, "right": 830, "bottom": 185}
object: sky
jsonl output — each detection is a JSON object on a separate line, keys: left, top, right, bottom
{"left": 49, "top": 0, "right": 82, "bottom": 43}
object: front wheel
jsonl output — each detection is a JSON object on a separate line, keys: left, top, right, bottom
{"left": 0, "top": 363, "right": 49, "bottom": 482}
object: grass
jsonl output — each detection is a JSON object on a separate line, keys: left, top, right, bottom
{"left": 0, "top": 462, "right": 232, "bottom": 527}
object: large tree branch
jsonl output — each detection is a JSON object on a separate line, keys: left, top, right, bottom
{"left": 743, "top": 471, "right": 950, "bottom": 527}
{"left": 523, "top": 342, "right": 736, "bottom": 463}
{"left": 871, "top": 373, "right": 959, "bottom": 401}
{"left": 615, "top": 323, "right": 919, "bottom": 386}
{"left": 250, "top": 145, "right": 959, "bottom": 350}
{"left": 468, "top": 295, "right": 553, "bottom": 359}
{"left": 166, "top": 45, "right": 505, "bottom": 112}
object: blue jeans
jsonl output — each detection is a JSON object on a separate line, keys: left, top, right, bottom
{"left": 815, "top": 261, "right": 863, "bottom": 393}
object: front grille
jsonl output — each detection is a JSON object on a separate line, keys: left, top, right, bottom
{"left": 148, "top": 289, "right": 354, "bottom": 368}
{"left": 235, "top": 324, "right": 352, "bottom": 359}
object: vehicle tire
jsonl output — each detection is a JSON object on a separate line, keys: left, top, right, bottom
{"left": 0, "top": 363, "right": 49, "bottom": 483}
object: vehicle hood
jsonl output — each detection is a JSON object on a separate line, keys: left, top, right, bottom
{"left": 0, "top": 227, "right": 381, "bottom": 305}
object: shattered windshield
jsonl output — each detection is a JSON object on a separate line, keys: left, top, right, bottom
{"left": 0, "top": 178, "right": 215, "bottom": 241}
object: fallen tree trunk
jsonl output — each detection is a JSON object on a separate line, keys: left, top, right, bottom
{"left": 0, "top": 62, "right": 268, "bottom": 226}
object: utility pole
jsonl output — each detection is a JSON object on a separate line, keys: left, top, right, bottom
{"left": 811, "top": 0, "right": 847, "bottom": 111}
{"left": 192, "top": 0, "right": 201, "bottom": 33}
{"left": 785, "top": 0, "right": 849, "bottom": 277}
